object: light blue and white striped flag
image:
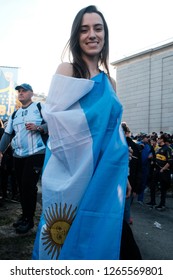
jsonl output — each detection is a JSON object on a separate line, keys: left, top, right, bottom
{"left": 33, "top": 72, "right": 128, "bottom": 260}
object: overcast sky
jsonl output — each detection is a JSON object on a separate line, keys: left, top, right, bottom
{"left": 0, "top": 0, "right": 173, "bottom": 94}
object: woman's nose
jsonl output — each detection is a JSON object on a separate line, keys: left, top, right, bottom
{"left": 88, "top": 28, "right": 96, "bottom": 39}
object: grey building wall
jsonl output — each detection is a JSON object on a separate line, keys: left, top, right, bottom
{"left": 112, "top": 42, "right": 173, "bottom": 135}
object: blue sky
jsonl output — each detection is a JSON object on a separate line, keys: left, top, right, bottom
{"left": 0, "top": 0, "right": 173, "bottom": 94}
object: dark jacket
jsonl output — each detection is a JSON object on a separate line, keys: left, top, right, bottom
{"left": 126, "top": 137, "right": 142, "bottom": 194}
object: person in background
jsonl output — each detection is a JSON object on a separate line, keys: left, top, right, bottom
{"left": 33, "top": 5, "right": 129, "bottom": 260}
{"left": 137, "top": 134, "right": 153, "bottom": 204}
{"left": 146, "top": 136, "right": 159, "bottom": 193}
{"left": 0, "top": 118, "right": 18, "bottom": 201}
{"left": 0, "top": 83, "right": 48, "bottom": 234}
{"left": 146, "top": 134, "right": 172, "bottom": 209}
{"left": 121, "top": 123, "right": 142, "bottom": 224}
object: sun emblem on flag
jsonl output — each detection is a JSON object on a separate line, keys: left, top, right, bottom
{"left": 42, "top": 203, "right": 77, "bottom": 259}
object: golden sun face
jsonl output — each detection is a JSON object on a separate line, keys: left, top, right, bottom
{"left": 42, "top": 202, "right": 77, "bottom": 259}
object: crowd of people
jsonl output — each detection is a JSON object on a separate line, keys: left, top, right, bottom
{"left": 0, "top": 5, "right": 172, "bottom": 260}
{"left": 122, "top": 122, "right": 173, "bottom": 225}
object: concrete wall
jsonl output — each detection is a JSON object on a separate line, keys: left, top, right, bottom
{"left": 114, "top": 44, "right": 173, "bottom": 135}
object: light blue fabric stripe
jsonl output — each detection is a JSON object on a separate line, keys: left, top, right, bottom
{"left": 33, "top": 73, "right": 128, "bottom": 260}
{"left": 59, "top": 73, "right": 128, "bottom": 259}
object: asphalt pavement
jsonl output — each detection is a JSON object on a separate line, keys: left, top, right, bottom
{"left": 37, "top": 182, "right": 173, "bottom": 260}
{"left": 3, "top": 182, "right": 171, "bottom": 261}
{"left": 130, "top": 190, "right": 173, "bottom": 260}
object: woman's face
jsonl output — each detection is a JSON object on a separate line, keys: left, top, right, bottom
{"left": 79, "top": 12, "right": 105, "bottom": 58}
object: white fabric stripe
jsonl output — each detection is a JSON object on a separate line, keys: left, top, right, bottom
{"left": 46, "top": 74, "right": 94, "bottom": 111}
{"left": 42, "top": 75, "right": 95, "bottom": 213}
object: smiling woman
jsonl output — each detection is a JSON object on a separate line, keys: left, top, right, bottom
{"left": 32, "top": 5, "right": 129, "bottom": 260}
{"left": 59, "top": 5, "right": 110, "bottom": 80}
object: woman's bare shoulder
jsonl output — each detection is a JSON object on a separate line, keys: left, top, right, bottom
{"left": 55, "top": 62, "right": 73, "bottom": 77}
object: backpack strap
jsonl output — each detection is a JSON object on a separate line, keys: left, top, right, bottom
{"left": 37, "top": 102, "right": 48, "bottom": 145}
{"left": 12, "top": 103, "right": 43, "bottom": 120}
{"left": 37, "top": 102, "right": 46, "bottom": 125}
{"left": 11, "top": 109, "right": 18, "bottom": 120}
{"left": 37, "top": 102, "right": 42, "bottom": 118}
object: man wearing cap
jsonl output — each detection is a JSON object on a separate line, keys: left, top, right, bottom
{"left": 0, "top": 83, "right": 48, "bottom": 234}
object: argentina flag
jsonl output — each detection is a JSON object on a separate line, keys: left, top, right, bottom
{"left": 33, "top": 72, "right": 129, "bottom": 260}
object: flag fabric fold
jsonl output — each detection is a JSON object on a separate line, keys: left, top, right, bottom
{"left": 33, "top": 72, "right": 128, "bottom": 260}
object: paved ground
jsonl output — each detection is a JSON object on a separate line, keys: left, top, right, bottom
{"left": 0, "top": 186, "right": 173, "bottom": 260}
{"left": 130, "top": 190, "right": 173, "bottom": 260}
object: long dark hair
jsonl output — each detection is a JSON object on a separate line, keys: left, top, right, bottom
{"left": 62, "top": 5, "right": 110, "bottom": 79}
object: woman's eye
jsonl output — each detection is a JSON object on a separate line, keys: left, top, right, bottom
{"left": 95, "top": 26, "right": 103, "bottom": 32}
{"left": 80, "top": 29, "right": 88, "bottom": 33}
